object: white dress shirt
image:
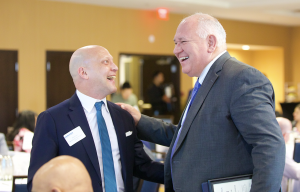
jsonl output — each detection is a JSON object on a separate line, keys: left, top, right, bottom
{"left": 76, "top": 90, "right": 124, "bottom": 192}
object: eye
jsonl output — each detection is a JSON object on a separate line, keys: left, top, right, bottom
{"left": 103, "top": 60, "right": 109, "bottom": 64}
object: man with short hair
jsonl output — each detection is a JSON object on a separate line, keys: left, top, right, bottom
{"left": 118, "top": 13, "right": 285, "bottom": 192}
{"left": 28, "top": 45, "right": 164, "bottom": 192}
{"left": 111, "top": 82, "right": 138, "bottom": 108}
{"left": 148, "top": 71, "right": 170, "bottom": 115}
{"left": 32, "top": 155, "right": 93, "bottom": 192}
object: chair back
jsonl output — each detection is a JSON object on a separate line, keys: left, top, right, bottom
{"left": 138, "top": 179, "right": 160, "bottom": 192}
{"left": 12, "top": 175, "right": 28, "bottom": 192}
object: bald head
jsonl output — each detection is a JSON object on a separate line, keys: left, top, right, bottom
{"left": 69, "top": 45, "right": 107, "bottom": 81}
{"left": 69, "top": 45, "right": 118, "bottom": 99}
{"left": 277, "top": 117, "right": 292, "bottom": 143}
{"left": 32, "top": 155, "right": 93, "bottom": 192}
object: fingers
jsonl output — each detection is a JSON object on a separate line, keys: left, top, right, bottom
{"left": 115, "top": 102, "right": 141, "bottom": 125}
{"left": 115, "top": 103, "right": 127, "bottom": 109}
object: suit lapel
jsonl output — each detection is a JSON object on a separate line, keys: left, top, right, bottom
{"left": 173, "top": 52, "right": 231, "bottom": 155}
{"left": 107, "top": 102, "right": 127, "bottom": 181}
{"left": 68, "top": 93, "right": 102, "bottom": 181}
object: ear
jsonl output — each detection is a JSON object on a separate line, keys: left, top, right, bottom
{"left": 207, "top": 35, "right": 217, "bottom": 53}
{"left": 78, "top": 67, "right": 89, "bottom": 80}
{"left": 52, "top": 188, "right": 61, "bottom": 192}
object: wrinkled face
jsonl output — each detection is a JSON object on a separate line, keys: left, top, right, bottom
{"left": 294, "top": 107, "right": 300, "bottom": 121}
{"left": 173, "top": 19, "right": 211, "bottom": 77}
{"left": 86, "top": 48, "right": 118, "bottom": 97}
{"left": 121, "top": 88, "right": 132, "bottom": 100}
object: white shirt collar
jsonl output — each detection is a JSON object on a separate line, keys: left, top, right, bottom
{"left": 76, "top": 90, "right": 108, "bottom": 113}
{"left": 198, "top": 50, "right": 226, "bottom": 84}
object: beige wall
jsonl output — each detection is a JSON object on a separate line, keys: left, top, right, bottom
{"left": 291, "top": 27, "right": 300, "bottom": 83}
{"left": 0, "top": 0, "right": 296, "bottom": 114}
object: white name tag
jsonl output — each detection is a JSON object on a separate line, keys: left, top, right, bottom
{"left": 64, "top": 126, "right": 86, "bottom": 146}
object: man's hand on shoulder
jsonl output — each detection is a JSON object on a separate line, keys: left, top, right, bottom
{"left": 115, "top": 103, "right": 141, "bottom": 126}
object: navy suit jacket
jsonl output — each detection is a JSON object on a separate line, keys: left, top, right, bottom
{"left": 27, "top": 93, "right": 164, "bottom": 192}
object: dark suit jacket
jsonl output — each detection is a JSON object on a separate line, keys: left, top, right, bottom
{"left": 27, "top": 93, "right": 164, "bottom": 192}
{"left": 136, "top": 52, "right": 285, "bottom": 192}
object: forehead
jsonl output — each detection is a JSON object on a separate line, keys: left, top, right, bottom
{"left": 174, "top": 19, "right": 197, "bottom": 40}
{"left": 98, "top": 49, "right": 113, "bottom": 59}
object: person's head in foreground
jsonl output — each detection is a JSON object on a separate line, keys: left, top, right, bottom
{"left": 32, "top": 155, "right": 93, "bottom": 192}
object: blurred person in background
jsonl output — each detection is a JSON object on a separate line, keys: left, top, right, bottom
{"left": 111, "top": 82, "right": 139, "bottom": 110}
{"left": 7, "top": 110, "right": 36, "bottom": 153}
{"left": 293, "top": 104, "right": 300, "bottom": 132}
{"left": 148, "top": 71, "right": 170, "bottom": 116}
{"left": 32, "top": 155, "right": 93, "bottom": 192}
{"left": 277, "top": 117, "right": 300, "bottom": 192}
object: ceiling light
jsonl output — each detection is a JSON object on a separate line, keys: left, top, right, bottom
{"left": 242, "top": 45, "right": 250, "bottom": 50}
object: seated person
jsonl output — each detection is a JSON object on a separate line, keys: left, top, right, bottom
{"left": 111, "top": 82, "right": 139, "bottom": 110}
{"left": 277, "top": 117, "right": 300, "bottom": 192}
{"left": 0, "top": 133, "right": 9, "bottom": 155}
{"left": 32, "top": 155, "right": 93, "bottom": 192}
{"left": 7, "top": 110, "right": 36, "bottom": 153}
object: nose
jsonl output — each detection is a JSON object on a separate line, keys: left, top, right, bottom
{"left": 112, "top": 62, "right": 118, "bottom": 71}
{"left": 173, "top": 43, "right": 182, "bottom": 55}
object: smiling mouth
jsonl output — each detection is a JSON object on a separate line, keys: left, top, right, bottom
{"left": 179, "top": 57, "right": 189, "bottom": 62}
{"left": 107, "top": 76, "right": 116, "bottom": 80}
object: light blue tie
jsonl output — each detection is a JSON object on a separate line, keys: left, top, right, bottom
{"left": 170, "top": 80, "right": 201, "bottom": 178}
{"left": 95, "top": 101, "right": 117, "bottom": 192}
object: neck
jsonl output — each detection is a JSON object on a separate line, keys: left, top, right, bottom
{"left": 78, "top": 89, "right": 106, "bottom": 100}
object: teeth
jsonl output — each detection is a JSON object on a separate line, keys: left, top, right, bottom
{"left": 107, "top": 76, "right": 116, "bottom": 80}
{"left": 180, "top": 57, "right": 189, "bottom": 61}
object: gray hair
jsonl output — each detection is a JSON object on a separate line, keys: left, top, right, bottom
{"left": 182, "top": 13, "right": 226, "bottom": 48}
{"left": 276, "top": 117, "right": 292, "bottom": 135}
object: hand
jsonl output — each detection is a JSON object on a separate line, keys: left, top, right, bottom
{"left": 115, "top": 103, "right": 141, "bottom": 126}
{"left": 162, "top": 95, "right": 171, "bottom": 103}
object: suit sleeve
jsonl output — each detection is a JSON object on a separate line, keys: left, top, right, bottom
{"left": 136, "top": 115, "right": 177, "bottom": 147}
{"left": 27, "top": 111, "right": 58, "bottom": 191}
{"left": 230, "top": 67, "right": 285, "bottom": 192}
{"left": 132, "top": 132, "right": 165, "bottom": 183}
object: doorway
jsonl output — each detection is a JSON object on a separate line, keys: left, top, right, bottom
{"left": 46, "top": 51, "right": 75, "bottom": 109}
{"left": 118, "top": 54, "right": 181, "bottom": 123}
{"left": 0, "top": 50, "right": 18, "bottom": 134}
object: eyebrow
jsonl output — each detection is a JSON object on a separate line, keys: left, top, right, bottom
{"left": 174, "top": 37, "right": 185, "bottom": 42}
{"left": 100, "top": 56, "right": 113, "bottom": 61}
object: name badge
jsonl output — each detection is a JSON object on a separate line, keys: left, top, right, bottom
{"left": 64, "top": 126, "right": 86, "bottom": 146}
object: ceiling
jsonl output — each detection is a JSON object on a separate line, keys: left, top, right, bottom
{"left": 46, "top": 0, "right": 300, "bottom": 26}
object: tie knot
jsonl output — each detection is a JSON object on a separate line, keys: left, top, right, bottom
{"left": 194, "top": 81, "right": 201, "bottom": 90}
{"left": 95, "top": 101, "right": 104, "bottom": 111}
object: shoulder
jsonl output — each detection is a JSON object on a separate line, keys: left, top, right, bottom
{"left": 47, "top": 98, "right": 70, "bottom": 113}
{"left": 222, "top": 58, "right": 268, "bottom": 83}
{"left": 107, "top": 101, "right": 134, "bottom": 119}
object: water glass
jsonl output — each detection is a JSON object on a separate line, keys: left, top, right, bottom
{"left": 0, "top": 155, "right": 14, "bottom": 181}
